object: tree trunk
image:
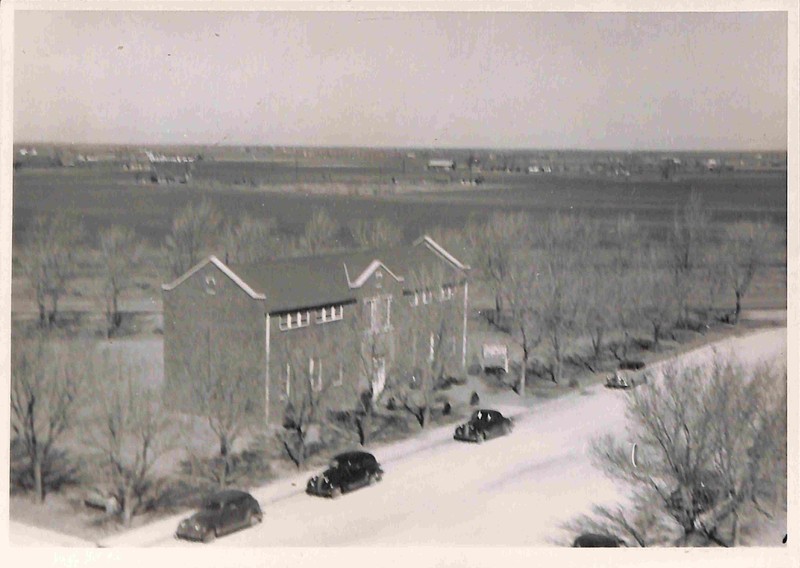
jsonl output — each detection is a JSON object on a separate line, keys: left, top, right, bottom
{"left": 356, "top": 414, "right": 369, "bottom": 446}
{"left": 552, "top": 333, "right": 562, "bottom": 384}
{"left": 518, "top": 326, "right": 528, "bottom": 397}
{"left": 731, "top": 509, "right": 740, "bottom": 546}
{"left": 219, "top": 438, "right": 229, "bottom": 487}
{"left": 33, "top": 456, "right": 44, "bottom": 504}
{"left": 652, "top": 322, "right": 661, "bottom": 350}
{"left": 733, "top": 291, "right": 742, "bottom": 324}
{"left": 122, "top": 485, "right": 134, "bottom": 527}
{"left": 49, "top": 291, "right": 60, "bottom": 327}
{"left": 592, "top": 327, "right": 604, "bottom": 360}
{"left": 420, "top": 405, "right": 430, "bottom": 429}
{"left": 37, "top": 288, "right": 47, "bottom": 328}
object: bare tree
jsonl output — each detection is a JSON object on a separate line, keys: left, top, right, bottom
{"left": 607, "top": 215, "right": 647, "bottom": 361}
{"left": 640, "top": 248, "right": 679, "bottom": 349}
{"left": 163, "top": 199, "right": 221, "bottom": 277}
{"left": 10, "top": 334, "right": 88, "bottom": 503}
{"left": 562, "top": 490, "right": 672, "bottom": 547}
{"left": 221, "top": 215, "right": 277, "bottom": 265}
{"left": 504, "top": 248, "right": 543, "bottom": 395}
{"left": 181, "top": 324, "right": 260, "bottom": 487}
{"left": 533, "top": 213, "right": 593, "bottom": 383}
{"left": 99, "top": 226, "right": 141, "bottom": 337}
{"left": 720, "top": 221, "right": 777, "bottom": 324}
{"left": 278, "top": 332, "right": 342, "bottom": 468}
{"left": 349, "top": 217, "right": 403, "bottom": 249}
{"left": 589, "top": 359, "right": 786, "bottom": 546}
{"left": 582, "top": 266, "right": 617, "bottom": 365}
{"left": 465, "top": 212, "right": 532, "bottom": 323}
{"left": 668, "top": 191, "right": 712, "bottom": 324}
{"left": 390, "top": 268, "right": 461, "bottom": 428}
{"left": 22, "top": 214, "right": 83, "bottom": 327}
{"left": 86, "top": 354, "right": 170, "bottom": 526}
{"left": 301, "top": 207, "right": 339, "bottom": 255}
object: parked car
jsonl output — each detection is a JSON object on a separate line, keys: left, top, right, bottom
{"left": 175, "top": 489, "right": 262, "bottom": 543}
{"left": 606, "top": 369, "right": 649, "bottom": 389}
{"left": 572, "top": 533, "right": 627, "bottom": 547}
{"left": 306, "top": 451, "right": 384, "bottom": 498}
{"left": 454, "top": 409, "right": 514, "bottom": 443}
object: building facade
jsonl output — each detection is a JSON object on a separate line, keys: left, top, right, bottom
{"left": 162, "top": 236, "right": 470, "bottom": 424}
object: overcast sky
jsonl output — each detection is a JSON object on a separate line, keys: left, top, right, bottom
{"left": 13, "top": 10, "right": 788, "bottom": 150}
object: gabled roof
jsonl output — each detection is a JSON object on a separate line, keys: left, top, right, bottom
{"left": 161, "top": 256, "right": 266, "bottom": 300}
{"left": 163, "top": 236, "right": 467, "bottom": 314}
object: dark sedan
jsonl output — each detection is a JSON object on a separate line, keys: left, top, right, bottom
{"left": 175, "top": 489, "right": 262, "bottom": 543}
{"left": 454, "top": 409, "right": 514, "bottom": 443}
{"left": 306, "top": 451, "right": 383, "bottom": 498}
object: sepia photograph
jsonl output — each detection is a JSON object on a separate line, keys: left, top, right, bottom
{"left": 1, "top": 1, "right": 796, "bottom": 566}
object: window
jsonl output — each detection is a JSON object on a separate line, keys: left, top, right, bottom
{"left": 316, "top": 304, "right": 344, "bottom": 324}
{"left": 429, "top": 332, "right": 436, "bottom": 362}
{"left": 440, "top": 285, "right": 454, "bottom": 301}
{"left": 422, "top": 289, "right": 433, "bottom": 304}
{"left": 279, "top": 310, "right": 311, "bottom": 331}
{"left": 384, "top": 297, "right": 392, "bottom": 330}
{"left": 366, "top": 296, "right": 392, "bottom": 333}
{"left": 310, "top": 357, "right": 323, "bottom": 392}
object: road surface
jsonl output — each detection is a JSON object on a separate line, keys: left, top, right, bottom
{"left": 149, "top": 327, "right": 785, "bottom": 547}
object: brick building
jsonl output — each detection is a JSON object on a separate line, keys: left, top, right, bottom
{"left": 162, "top": 236, "right": 470, "bottom": 424}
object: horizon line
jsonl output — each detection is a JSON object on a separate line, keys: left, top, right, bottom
{"left": 12, "top": 140, "right": 789, "bottom": 154}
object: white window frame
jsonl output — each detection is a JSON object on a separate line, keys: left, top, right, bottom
{"left": 310, "top": 357, "right": 323, "bottom": 392}
{"left": 316, "top": 304, "right": 344, "bottom": 324}
{"left": 384, "top": 296, "right": 392, "bottom": 330}
{"left": 285, "top": 364, "right": 292, "bottom": 397}
{"left": 366, "top": 297, "right": 380, "bottom": 333}
{"left": 280, "top": 310, "right": 311, "bottom": 331}
{"left": 422, "top": 289, "right": 433, "bottom": 304}
{"left": 440, "top": 285, "right": 454, "bottom": 301}
{"left": 409, "top": 292, "right": 419, "bottom": 306}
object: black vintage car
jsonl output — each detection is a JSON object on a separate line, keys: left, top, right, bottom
{"left": 454, "top": 409, "right": 514, "bottom": 443}
{"left": 175, "top": 489, "right": 262, "bottom": 543}
{"left": 572, "top": 533, "right": 627, "bottom": 547}
{"left": 306, "top": 451, "right": 384, "bottom": 498}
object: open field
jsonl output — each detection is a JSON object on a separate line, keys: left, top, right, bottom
{"left": 11, "top": 167, "right": 787, "bottom": 244}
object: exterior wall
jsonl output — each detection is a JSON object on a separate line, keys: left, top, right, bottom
{"left": 265, "top": 267, "right": 470, "bottom": 425}
{"left": 163, "top": 263, "right": 267, "bottom": 420}
{"left": 164, "top": 258, "right": 468, "bottom": 427}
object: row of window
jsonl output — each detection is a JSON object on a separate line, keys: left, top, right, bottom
{"left": 279, "top": 305, "right": 344, "bottom": 331}
{"left": 409, "top": 285, "right": 455, "bottom": 306}
{"left": 278, "top": 285, "right": 457, "bottom": 333}
{"left": 284, "top": 359, "right": 344, "bottom": 396}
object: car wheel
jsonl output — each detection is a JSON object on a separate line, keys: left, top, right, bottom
{"left": 477, "top": 432, "right": 486, "bottom": 444}
{"left": 331, "top": 486, "right": 342, "bottom": 499}
{"left": 203, "top": 529, "right": 216, "bottom": 543}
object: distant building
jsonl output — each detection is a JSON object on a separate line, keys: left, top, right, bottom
{"left": 427, "top": 159, "right": 456, "bottom": 171}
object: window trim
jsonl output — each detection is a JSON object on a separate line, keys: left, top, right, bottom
{"left": 316, "top": 304, "right": 344, "bottom": 324}
{"left": 279, "top": 310, "right": 312, "bottom": 331}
